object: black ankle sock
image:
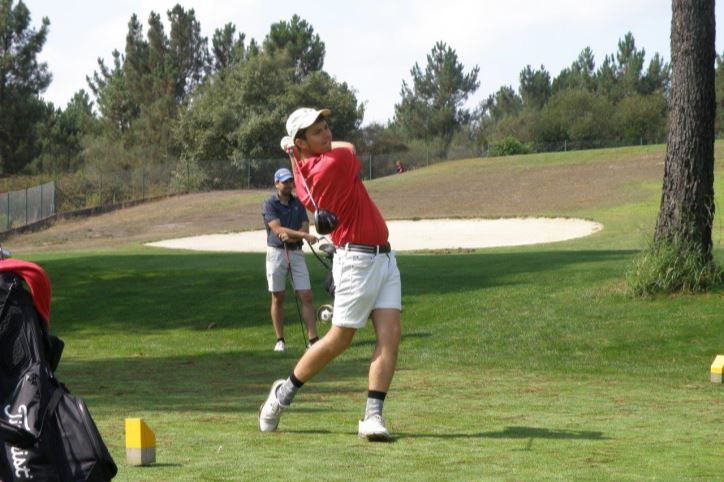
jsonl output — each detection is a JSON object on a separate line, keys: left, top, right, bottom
{"left": 277, "top": 375, "right": 303, "bottom": 406}
{"left": 276, "top": 337, "right": 285, "bottom": 342}
{"left": 289, "top": 373, "right": 304, "bottom": 388}
{"left": 367, "top": 390, "right": 387, "bottom": 400}
{"left": 365, "top": 391, "right": 386, "bottom": 419}
{"left": 308, "top": 336, "right": 319, "bottom": 345}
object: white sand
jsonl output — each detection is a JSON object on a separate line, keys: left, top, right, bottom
{"left": 145, "top": 217, "right": 603, "bottom": 253}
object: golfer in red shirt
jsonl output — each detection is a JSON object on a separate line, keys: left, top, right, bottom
{"left": 259, "top": 108, "right": 402, "bottom": 441}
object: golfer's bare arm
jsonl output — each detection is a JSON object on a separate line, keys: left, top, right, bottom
{"left": 268, "top": 219, "right": 317, "bottom": 243}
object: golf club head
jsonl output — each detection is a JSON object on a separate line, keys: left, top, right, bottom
{"left": 319, "top": 243, "right": 336, "bottom": 258}
{"left": 314, "top": 209, "right": 338, "bottom": 235}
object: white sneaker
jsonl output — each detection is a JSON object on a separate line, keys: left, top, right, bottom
{"left": 274, "top": 340, "right": 285, "bottom": 352}
{"left": 259, "top": 379, "right": 288, "bottom": 432}
{"left": 358, "top": 415, "right": 391, "bottom": 441}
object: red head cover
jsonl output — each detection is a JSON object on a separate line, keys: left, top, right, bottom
{"left": 0, "top": 259, "right": 52, "bottom": 326}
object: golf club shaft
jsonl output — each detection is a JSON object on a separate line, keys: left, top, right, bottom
{"left": 284, "top": 243, "right": 308, "bottom": 347}
{"left": 306, "top": 238, "right": 331, "bottom": 270}
{"left": 286, "top": 150, "right": 319, "bottom": 212}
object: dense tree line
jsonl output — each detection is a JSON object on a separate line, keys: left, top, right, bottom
{"left": 2, "top": 0, "right": 724, "bottom": 178}
{"left": 472, "top": 33, "right": 672, "bottom": 154}
{"left": 0, "top": 2, "right": 362, "bottom": 178}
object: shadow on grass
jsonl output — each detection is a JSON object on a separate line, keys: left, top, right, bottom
{"left": 55, "top": 349, "right": 381, "bottom": 415}
{"left": 399, "top": 249, "right": 635, "bottom": 297}
{"left": 36, "top": 249, "right": 637, "bottom": 336}
{"left": 351, "top": 331, "right": 431, "bottom": 348}
{"left": 397, "top": 426, "right": 609, "bottom": 442}
{"left": 477, "top": 426, "right": 609, "bottom": 440}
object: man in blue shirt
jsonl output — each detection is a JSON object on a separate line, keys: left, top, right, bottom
{"left": 262, "top": 168, "right": 319, "bottom": 352}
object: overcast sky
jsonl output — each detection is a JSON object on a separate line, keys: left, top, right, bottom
{"left": 23, "top": 0, "right": 724, "bottom": 125}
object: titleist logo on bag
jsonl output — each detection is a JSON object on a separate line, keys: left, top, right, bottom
{"left": 4, "top": 404, "right": 32, "bottom": 479}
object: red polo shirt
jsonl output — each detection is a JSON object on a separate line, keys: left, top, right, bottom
{"left": 293, "top": 146, "right": 388, "bottom": 246}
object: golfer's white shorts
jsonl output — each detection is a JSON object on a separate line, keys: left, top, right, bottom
{"left": 266, "top": 247, "right": 311, "bottom": 292}
{"left": 332, "top": 249, "right": 401, "bottom": 329}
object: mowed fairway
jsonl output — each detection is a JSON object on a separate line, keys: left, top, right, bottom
{"left": 6, "top": 144, "right": 724, "bottom": 481}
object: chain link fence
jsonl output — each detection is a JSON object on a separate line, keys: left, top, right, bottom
{"left": 0, "top": 182, "right": 55, "bottom": 232}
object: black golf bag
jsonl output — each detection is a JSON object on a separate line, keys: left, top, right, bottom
{"left": 0, "top": 259, "right": 117, "bottom": 481}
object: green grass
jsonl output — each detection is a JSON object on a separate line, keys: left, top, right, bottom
{"left": 12, "top": 143, "right": 724, "bottom": 481}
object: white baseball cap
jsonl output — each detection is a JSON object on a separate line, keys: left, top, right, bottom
{"left": 286, "top": 108, "right": 331, "bottom": 140}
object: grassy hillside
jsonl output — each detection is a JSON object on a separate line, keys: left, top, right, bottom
{"left": 9, "top": 142, "right": 724, "bottom": 254}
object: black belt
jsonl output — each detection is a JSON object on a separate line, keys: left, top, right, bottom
{"left": 274, "top": 244, "right": 302, "bottom": 250}
{"left": 342, "top": 243, "right": 391, "bottom": 255}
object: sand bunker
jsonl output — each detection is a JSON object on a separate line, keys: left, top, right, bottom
{"left": 145, "top": 217, "right": 603, "bottom": 253}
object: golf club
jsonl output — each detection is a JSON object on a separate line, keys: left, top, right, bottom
{"left": 283, "top": 243, "right": 309, "bottom": 348}
{"left": 305, "top": 236, "right": 332, "bottom": 271}
{"left": 304, "top": 237, "right": 336, "bottom": 323}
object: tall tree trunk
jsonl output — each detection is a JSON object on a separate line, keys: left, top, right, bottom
{"left": 655, "top": 0, "right": 716, "bottom": 257}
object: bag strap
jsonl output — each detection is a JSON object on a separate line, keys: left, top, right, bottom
{"left": 0, "top": 276, "right": 18, "bottom": 321}
{"left": 36, "top": 380, "right": 66, "bottom": 440}
{"left": 45, "top": 385, "right": 64, "bottom": 417}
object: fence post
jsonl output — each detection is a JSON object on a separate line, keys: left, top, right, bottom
{"left": 369, "top": 154, "right": 372, "bottom": 180}
{"left": 25, "top": 188, "right": 28, "bottom": 226}
{"left": 247, "top": 159, "right": 251, "bottom": 189}
{"left": 564, "top": 140, "right": 567, "bottom": 152}
{"left": 186, "top": 159, "right": 190, "bottom": 193}
{"left": 426, "top": 149, "right": 429, "bottom": 167}
{"left": 40, "top": 183, "right": 44, "bottom": 219}
{"left": 5, "top": 192, "right": 9, "bottom": 230}
{"left": 142, "top": 164, "right": 146, "bottom": 200}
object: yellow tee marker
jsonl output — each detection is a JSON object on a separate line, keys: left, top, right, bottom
{"left": 711, "top": 355, "right": 724, "bottom": 383}
{"left": 125, "top": 418, "right": 156, "bottom": 466}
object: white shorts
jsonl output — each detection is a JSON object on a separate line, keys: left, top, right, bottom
{"left": 331, "top": 249, "right": 401, "bottom": 329}
{"left": 266, "top": 247, "right": 311, "bottom": 292}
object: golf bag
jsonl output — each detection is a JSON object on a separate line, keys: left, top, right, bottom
{"left": 0, "top": 259, "right": 118, "bottom": 482}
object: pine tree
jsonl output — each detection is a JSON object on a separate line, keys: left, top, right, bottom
{"left": 0, "top": 0, "right": 51, "bottom": 174}
{"left": 394, "top": 41, "right": 479, "bottom": 155}
{"left": 654, "top": 0, "right": 716, "bottom": 257}
{"left": 263, "top": 15, "right": 325, "bottom": 82}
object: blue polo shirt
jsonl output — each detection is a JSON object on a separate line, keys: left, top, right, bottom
{"left": 262, "top": 194, "right": 309, "bottom": 249}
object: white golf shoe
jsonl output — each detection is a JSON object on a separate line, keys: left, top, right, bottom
{"left": 358, "top": 415, "right": 391, "bottom": 441}
{"left": 273, "top": 340, "right": 285, "bottom": 352}
{"left": 259, "top": 379, "right": 288, "bottom": 432}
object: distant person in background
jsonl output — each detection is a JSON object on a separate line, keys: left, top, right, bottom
{"left": 395, "top": 160, "right": 406, "bottom": 173}
{"left": 262, "top": 167, "right": 319, "bottom": 352}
